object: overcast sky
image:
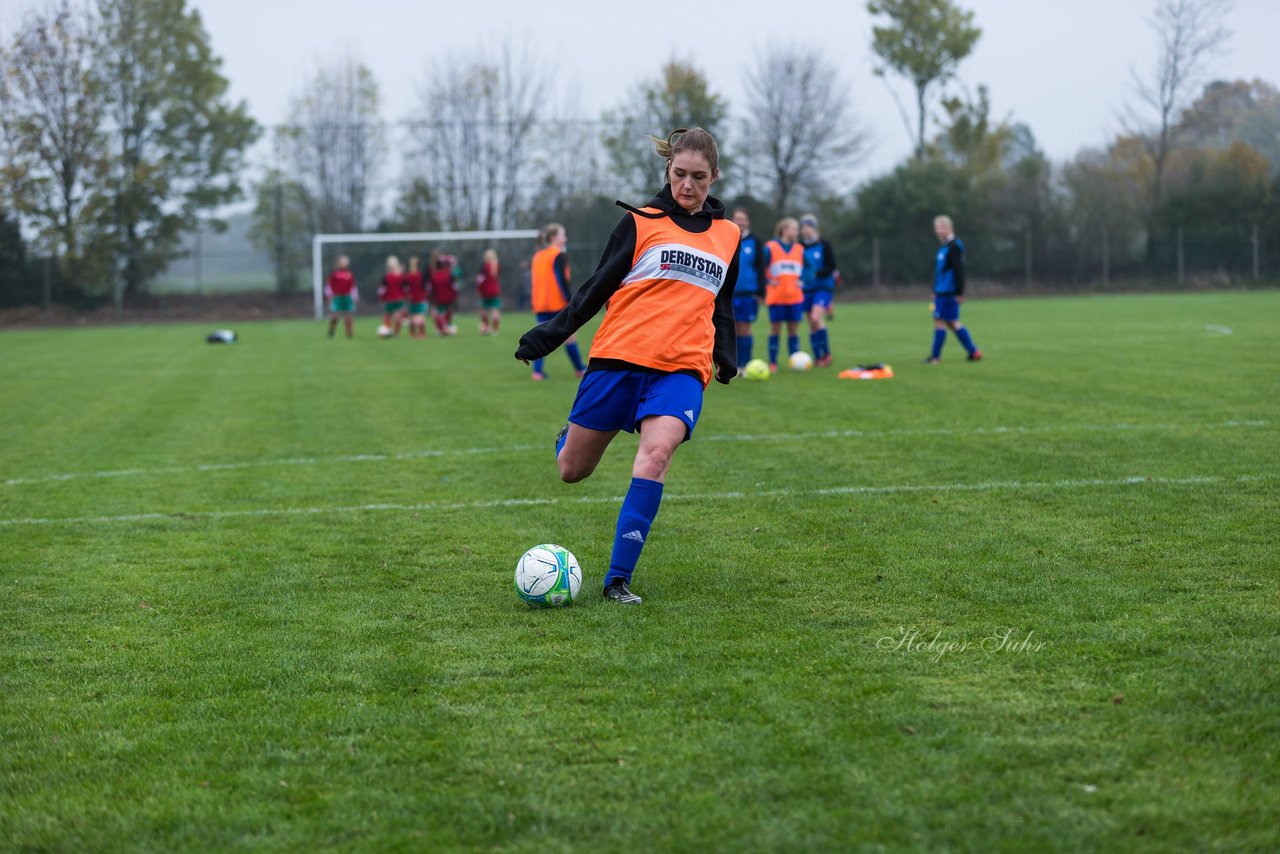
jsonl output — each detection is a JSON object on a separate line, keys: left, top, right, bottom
{"left": 3, "top": 0, "right": 1276, "bottom": 183}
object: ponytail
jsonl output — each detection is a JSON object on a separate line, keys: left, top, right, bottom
{"left": 647, "top": 127, "right": 720, "bottom": 178}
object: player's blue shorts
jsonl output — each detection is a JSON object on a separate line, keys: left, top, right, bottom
{"left": 732, "top": 295, "right": 759, "bottom": 324}
{"left": 568, "top": 370, "right": 704, "bottom": 442}
{"left": 535, "top": 311, "right": 559, "bottom": 323}
{"left": 768, "top": 303, "right": 804, "bottom": 323}
{"left": 933, "top": 295, "right": 961, "bottom": 322}
{"left": 803, "top": 289, "right": 834, "bottom": 312}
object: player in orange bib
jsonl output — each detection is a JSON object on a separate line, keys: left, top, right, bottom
{"left": 516, "top": 128, "right": 742, "bottom": 605}
{"left": 762, "top": 217, "right": 805, "bottom": 371}
{"left": 529, "top": 224, "right": 586, "bottom": 380}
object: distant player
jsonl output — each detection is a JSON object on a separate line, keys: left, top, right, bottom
{"left": 404, "top": 255, "right": 430, "bottom": 339}
{"left": 762, "top": 217, "right": 805, "bottom": 372}
{"left": 429, "top": 250, "right": 459, "bottom": 336}
{"left": 800, "top": 214, "right": 838, "bottom": 367}
{"left": 926, "top": 215, "right": 983, "bottom": 364}
{"left": 378, "top": 255, "right": 406, "bottom": 336}
{"left": 730, "top": 207, "right": 765, "bottom": 369}
{"left": 528, "top": 223, "right": 586, "bottom": 381}
{"left": 477, "top": 248, "right": 502, "bottom": 334}
{"left": 325, "top": 255, "right": 357, "bottom": 338}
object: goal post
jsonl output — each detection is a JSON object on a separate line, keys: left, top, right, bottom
{"left": 312, "top": 229, "right": 540, "bottom": 319}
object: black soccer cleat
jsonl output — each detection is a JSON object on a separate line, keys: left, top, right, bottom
{"left": 923, "top": 356, "right": 940, "bottom": 365}
{"left": 603, "top": 579, "right": 642, "bottom": 605}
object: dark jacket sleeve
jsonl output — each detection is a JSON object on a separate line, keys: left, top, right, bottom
{"left": 818, "top": 239, "right": 838, "bottom": 279}
{"left": 948, "top": 242, "right": 966, "bottom": 296}
{"left": 712, "top": 244, "right": 742, "bottom": 384}
{"left": 515, "top": 215, "right": 637, "bottom": 362}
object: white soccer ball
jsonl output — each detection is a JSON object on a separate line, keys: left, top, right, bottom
{"left": 789, "top": 351, "right": 813, "bottom": 371}
{"left": 376, "top": 324, "right": 393, "bottom": 338}
{"left": 515, "top": 544, "right": 582, "bottom": 608}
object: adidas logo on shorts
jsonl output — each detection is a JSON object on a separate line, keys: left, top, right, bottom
{"left": 684, "top": 409, "right": 695, "bottom": 421}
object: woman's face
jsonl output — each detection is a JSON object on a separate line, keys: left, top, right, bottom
{"left": 668, "top": 150, "right": 716, "bottom": 213}
{"left": 781, "top": 221, "right": 798, "bottom": 243}
{"left": 552, "top": 228, "right": 567, "bottom": 248}
{"left": 800, "top": 223, "right": 817, "bottom": 243}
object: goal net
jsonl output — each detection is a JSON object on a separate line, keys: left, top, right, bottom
{"left": 311, "top": 229, "right": 540, "bottom": 319}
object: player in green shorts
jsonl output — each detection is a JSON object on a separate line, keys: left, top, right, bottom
{"left": 404, "top": 256, "right": 430, "bottom": 339}
{"left": 325, "top": 255, "right": 357, "bottom": 338}
{"left": 477, "top": 248, "right": 503, "bottom": 334}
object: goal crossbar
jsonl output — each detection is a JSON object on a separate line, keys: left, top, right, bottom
{"left": 312, "top": 229, "right": 539, "bottom": 319}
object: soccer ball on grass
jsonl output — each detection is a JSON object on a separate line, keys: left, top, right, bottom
{"left": 515, "top": 544, "right": 582, "bottom": 608}
{"left": 376, "top": 324, "right": 393, "bottom": 338}
{"left": 743, "top": 358, "right": 771, "bottom": 381}
{"left": 789, "top": 351, "right": 813, "bottom": 371}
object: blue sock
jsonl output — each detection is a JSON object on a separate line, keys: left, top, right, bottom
{"left": 931, "top": 329, "right": 946, "bottom": 359}
{"left": 565, "top": 342, "right": 585, "bottom": 372}
{"left": 955, "top": 326, "right": 977, "bottom": 354}
{"left": 787, "top": 335, "right": 799, "bottom": 356}
{"left": 818, "top": 328, "right": 830, "bottom": 359}
{"left": 532, "top": 358, "right": 545, "bottom": 376}
{"left": 737, "top": 335, "right": 753, "bottom": 367}
{"left": 811, "top": 329, "right": 830, "bottom": 360}
{"left": 768, "top": 335, "right": 779, "bottom": 365}
{"left": 605, "top": 478, "right": 664, "bottom": 587}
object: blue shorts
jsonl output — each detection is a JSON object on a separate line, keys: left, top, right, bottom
{"left": 732, "top": 295, "right": 759, "bottom": 324}
{"left": 933, "top": 296, "right": 961, "bottom": 322}
{"left": 768, "top": 303, "right": 804, "bottom": 324}
{"left": 535, "top": 311, "right": 559, "bottom": 323}
{"left": 568, "top": 370, "right": 704, "bottom": 441}
{"left": 803, "top": 290, "right": 834, "bottom": 312}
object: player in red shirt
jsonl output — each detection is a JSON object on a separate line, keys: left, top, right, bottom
{"left": 429, "top": 250, "right": 459, "bottom": 336}
{"left": 476, "top": 248, "right": 502, "bottom": 335}
{"left": 325, "top": 255, "right": 357, "bottom": 338}
{"left": 404, "top": 255, "right": 430, "bottom": 339}
{"left": 378, "top": 255, "right": 407, "bottom": 337}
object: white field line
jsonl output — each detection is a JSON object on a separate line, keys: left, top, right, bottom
{"left": 1, "top": 419, "right": 1270, "bottom": 489}
{"left": 0, "top": 474, "right": 1271, "bottom": 528}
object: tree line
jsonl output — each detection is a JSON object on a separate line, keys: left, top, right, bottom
{"left": 2, "top": 0, "right": 1277, "bottom": 312}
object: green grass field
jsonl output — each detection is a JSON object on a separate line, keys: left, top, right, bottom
{"left": 2, "top": 292, "right": 1277, "bottom": 851}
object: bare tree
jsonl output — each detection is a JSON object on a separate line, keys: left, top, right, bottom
{"left": 280, "top": 56, "right": 385, "bottom": 234}
{"left": 0, "top": 1, "right": 109, "bottom": 285}
{"left": 743, "top": 45, "right": 869, "bottom": 211}
{"left": 1126, "top": 0, "right": 1232, "bottom": 214}
{"left": 405, "top": 41, "right": 551, "bottom": 230}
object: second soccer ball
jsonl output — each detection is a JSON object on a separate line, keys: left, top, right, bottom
{"left": 744, "top": 358, "right": 771, "bottom": 381}
{"left": 789, "top": 351, "right": 813, "bottom": 371}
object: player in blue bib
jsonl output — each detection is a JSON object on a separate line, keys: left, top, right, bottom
{"left": 730, "top": 207, "right": 765, "bottom": 369}
{"left": 926, "top": 215, "right": 983, "bottom": 364}
{"left": 800, "top": 214, "right": 838, "bottom": 367}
